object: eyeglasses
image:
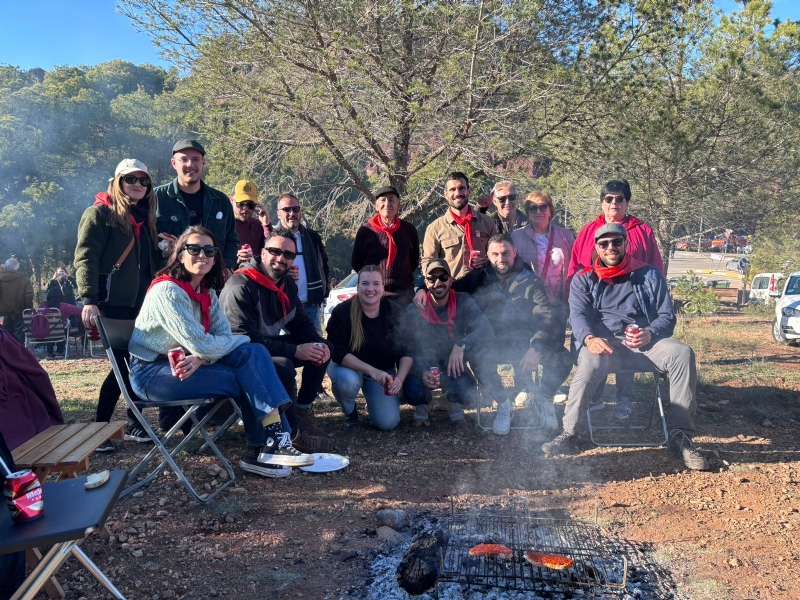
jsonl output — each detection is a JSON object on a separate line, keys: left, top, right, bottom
{"left": 425, "top": 274, "right": 450, "bottom": 283}
{"left": 183, "top": 244, "right": 219, "bottom": 257}
{"left": 122, "top": 175, "right": 150, "bottom": 186}
{"left": 495, "top": 194, "right": 518, "bottom": 204}
{"left": 596, "top": 238, "right": 625, "bottom": 249}
{"left": 265, "top": 247, "right": 298, "bottom": 260}
{"left": 279, "top": 206, "right": 301, "bottom": 214}
{"left": 527, "top": 204, "right": 550, "bottom": 213}
{"left": 602, "top": 195, "right": 626, "bottom": 204}
{"left": 237, "top": 202, "right": 257, "bottom": 210}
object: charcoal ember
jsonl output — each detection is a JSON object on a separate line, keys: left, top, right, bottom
{"left": 396, "top": 529, "right": 445, "bottom": 595}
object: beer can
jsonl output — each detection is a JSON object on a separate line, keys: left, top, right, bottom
{"left": 312, "top": 342, "right": 325, "bottom": 367}
{"left": 429, "top": 367, "right": 441, "bottom": 387}
{"left": 4, "top": 470, "right": 44, "bottom": 524}
{"left": 384, "top": 376, "right": 395, "bottom": 396}
{"left": 241, "top": 243, "right": 251, "bottom": 250}
{"left": 168, "top": 347, "right": 186, "bottom": 377}
{"left": 625, "top": 324, "right": 641, "bottom": 346}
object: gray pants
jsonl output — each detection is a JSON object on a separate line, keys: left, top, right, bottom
{"left": 562, "top": 337, "right": 697, "bottom": 435}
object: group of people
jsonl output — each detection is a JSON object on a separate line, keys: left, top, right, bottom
{"left": 50, "top": 138, "right": 707, "bottom": 477}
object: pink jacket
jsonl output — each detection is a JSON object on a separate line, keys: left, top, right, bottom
{"left": 567, "top": 214, "right": 664, "bottom": 281}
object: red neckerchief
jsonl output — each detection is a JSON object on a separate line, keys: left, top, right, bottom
{"left": 418, "top": 290, "right": 457, "bottom": 338}
{"left": 367, "top": 214, "right": 401, "bottom": 270}
{"left": 94, "top": 192, "right": 143, "bottom": 239}
{"left": 580, "top": 253, "right": 648, "bottom": 284}
{"left": 235, "top": 267, "right": 290, "bottom": 318}
{"left": 449, "top": 207, "right": 474, "bottom": 253}
{"left": 148, "top": 275, "right": 211, "bottom": 333}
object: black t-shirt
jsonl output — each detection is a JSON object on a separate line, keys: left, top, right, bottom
{"left": 182, "top": 188, "right": 204, "bottom": 225}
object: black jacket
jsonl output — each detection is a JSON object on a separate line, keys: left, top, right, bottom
{"left": 296, "top": 225, "right": 330, "bottom": 305}
{"left": 453, "top": 257, "right": 554, "bottom": 349}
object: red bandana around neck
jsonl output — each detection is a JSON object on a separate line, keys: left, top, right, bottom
{"left": 418, "top": 289, "right": 458, "bottom": 338}
{"left": 449, "top": 207, "right": 475, "bottom": 254}
{"left": 581, "top": 253, "right": 648, "bottom": 284}
{"left": 148, "top": 275, "right": 211, "bottom": 333}
{"left": 93, "top": 193, "right": 143, "bottom": 239}
{"left": 235, "top": 267, "right": 290, "bottom": 318}
{"left": 368, "top": 214, "right": 401, "bottom": 270}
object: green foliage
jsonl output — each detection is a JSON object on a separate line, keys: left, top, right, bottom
{"left": 749, "top": 211, "right": 800, "bottom": 276}
{"left": 674, "top": 271, "right": 721, "bottom": 316}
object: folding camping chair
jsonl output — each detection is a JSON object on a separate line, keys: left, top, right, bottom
{"left": 586, "top": 369, "right": 669, "bottom": 447}
{"left": 23, "top": 308, "right": 69, "bottom": 359}
{"left": 95, "top": 316, "right": 239, "bottom": 503}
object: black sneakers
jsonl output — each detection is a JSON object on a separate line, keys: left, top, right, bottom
{"left": 124, "top": 423, "right": 153, "bottom": 443}
{"left": 94, "top": 440, "right": 114, "bottom": 453}
{"left": 239, "top": 446, "right": 292, "bottom": 478}
{"left": 668, "top": 430, "right": 710, "bottom": 471}
{"left": 541, "top": 430, "right": 578, "bottom": 456}
{"left": 258, "top": 423, "right": 314, "bottom": 467}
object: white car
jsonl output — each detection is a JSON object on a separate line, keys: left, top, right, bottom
{"left": 770, "top": 271, "right": 800, "bottom": 345}
{"left": 750, "top": 272, "right": 784, "bottom": 305}
{"left": 322, "top": 271, "right": 358, "bottom": 329}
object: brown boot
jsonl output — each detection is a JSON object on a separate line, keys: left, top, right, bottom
{"left": 296, "top": 406, "right": 325, "bottom": 436}
{"left": 292, "top": 430, "right": 334, "bottom": 454}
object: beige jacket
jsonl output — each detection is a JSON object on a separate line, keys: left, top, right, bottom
{"left": 422, "top": 208, "right": 498, "bottom": 279}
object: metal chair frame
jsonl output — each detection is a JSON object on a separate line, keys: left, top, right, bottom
{"left": 586, "top": 369, "right": 669, "bottom": 447}
{"left": 95, "top": 316, "right": 239, "bottom": 503}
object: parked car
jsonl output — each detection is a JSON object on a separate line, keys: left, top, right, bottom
{"left": 322, "top": 271, "right": 358, "bottom": 329}
{"left": 750, "top": 272, "right": 784, "bottom": 305}
{"left": 769, "top": 271, "right": 800, "bottom": 345}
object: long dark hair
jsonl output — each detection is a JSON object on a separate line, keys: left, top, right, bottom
{"left": 155, "top": 225, "right": 226, "bottom": 290}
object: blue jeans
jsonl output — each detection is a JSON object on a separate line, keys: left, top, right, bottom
{"left": 403, "top": 362, "right": 478, "bottom": 407}
{"left": 130, "top": 344, "right": 291, "bottom": 446}
{"left": 327, "top": 363, "right": 400, "bottom": 431}
{"left": 303, "top": 303, "right": 323, "bottom": 336}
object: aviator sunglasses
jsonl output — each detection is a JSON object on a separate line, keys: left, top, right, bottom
{"left": 279, "top": 206, "right": 301, "bottom": 214}
{"left": 122, "top": 175, "right": 151, "bottom": 186}
{"left": 602, "top": 194, "right": 626, "bottom": 204}
{"left": 183, "top": 244, "right": 219, "bottom": 257}
{"left": 495, "top": 194, "right": 518, "bottom": 204}
{"left": 596, "top": 238, "right": 625, "bottom": 249}
{"left": 266, "top": 247, "right": 298, "bottom": 260}
{"left": 425, "top": 274, "right": 450, "bottom": 283}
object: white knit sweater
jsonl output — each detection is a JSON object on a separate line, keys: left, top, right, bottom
{"left": 129, "top": 281, "right": 248, "bottom": 362}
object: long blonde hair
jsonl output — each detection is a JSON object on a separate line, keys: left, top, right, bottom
{"left": 349, "top": 265, "right": 383, "bottom": 354}
{"left": 106, "top": 175, "right": 157, "bottom": 240}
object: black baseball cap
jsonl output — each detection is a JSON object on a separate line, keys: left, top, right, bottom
{"left": 374, "top": 185, "right": 400, "bottom": 199}
{"left": 172, "top": 139, "right": 206, "bottom": 156}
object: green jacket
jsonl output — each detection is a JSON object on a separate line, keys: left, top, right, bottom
{"left": 154, "top": 179, "right": 239, "bottom": 269}
{"left": 0, "top": 270, "right": 34, "bottom": 316}
{"left": 74, "top": 204, "right": 161, "bottom": 307}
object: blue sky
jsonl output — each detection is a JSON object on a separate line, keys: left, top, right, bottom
{"left": 0, "top": 0, "right": 797, "bottom": 72}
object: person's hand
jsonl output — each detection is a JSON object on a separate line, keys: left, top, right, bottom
{"left": 295, "top": 343, "right": 327, "bottom": 363}
{"left": 447, "top": 345, "right": 465, "bottom": 378}
{"left": 289, "top": 267, "right": 300, "bottom": 281}
{"left": 236, "top": 247, "right": 253, "bottom": 263}
{"left": 469, "top": 254, "right": 487, "bottom": 269}
{"left": 413, "top": 288, "right": 427, "bottom": 309}
{"left": 370, "top": 368, "right": 391, "bottom": 386}
{"left": 519, "top": 348, "right": 542, "bottom": 373}
{"left": 82, "top": 304, "right": 99, "bottom": 329}
{"left": 476, "top": 191, "right": 493, "bottom": 209}
{"left": 388, "top": 374, "right": 403, "bottom": 395}
{"left": 422, "top": 369, "right": 438, "bottom": 390}
{"left": 256, "top": 206, "right": 271, "bottom": 227}
{"left": 625, "top": 328, "right": 652, "bottom": 349}
{"left": 176, "top": 355, "right": 205, "bottom": 381}
{"left": 585, "top": 336, "right": 613, "bottom": 355}
{"left": 158, "top": 233, "right": 178, "bottom": 256}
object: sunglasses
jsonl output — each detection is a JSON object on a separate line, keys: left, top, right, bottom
{"left": 183, "top": 244, "right": 219, "bottom": 257}
{"left": 602, "top": 195, "right": 626, "bottom": 204}
{"left": 237, "top": 202, "right": 257, "bottom": 210}
{"left": 425, "top": 274, "right": 450, "bottom": 283}
{"left": 279, "top": 206, "right": 301, "bottom": 214}
{"left": 122, "top": 175, "right": 150, "bottom": 186}
{"left": 596, "top": 238, "right": 625, "bottom": 249}
{"left": 265, "top": 247, "right": 298, "bottom": 260}
{"left": 527, "top": 204, "right": 550, "bottom": 213}
{"left": 495, "top": 194, "right": 518, "bottom": 204}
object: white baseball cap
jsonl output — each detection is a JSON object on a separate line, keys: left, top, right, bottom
{"left": 114, "top": 159, "right": 149, "bottom": 177}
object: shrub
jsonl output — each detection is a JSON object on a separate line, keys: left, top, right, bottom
{"left": 673, "top": 271, "right": 721, "bottom": 316}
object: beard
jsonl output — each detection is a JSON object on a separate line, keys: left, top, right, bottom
{"left": 264, "top": 262, "right": 287, "bottom": 280}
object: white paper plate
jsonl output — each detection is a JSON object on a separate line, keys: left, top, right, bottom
{"left": 299, "top": 453, "right": 350, "bottom": 473}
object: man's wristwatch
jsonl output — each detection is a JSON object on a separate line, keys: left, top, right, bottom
{"left": 531, "top": 340, "right": 544, "bottom": 353}
{"left": 458, "top": 343, "right": 467, "bottom": 352}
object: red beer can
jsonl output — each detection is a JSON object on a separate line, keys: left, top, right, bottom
{"left": 4, "top": 470, "right": 44, "bottom": 524}
{"left": 168, "top": 347, "right": 186, "bottom": 377}
{"left": 312, "top": 342, "right": 325, "bottom": 367}
{"left": 625, "top": 324, "right": 641, "bottom": 347}
{"left": 429, "top": 367, "right": 441, "bottom": 387}
{"left": 241, "top": 243, "right": 251, "bottom": 250}
{"left": 384, "top": 376, "right": 395, "bottom": 396}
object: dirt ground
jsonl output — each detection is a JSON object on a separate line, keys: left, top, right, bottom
{"left": 36, "top": 314, "right": 800, "bottom": 599}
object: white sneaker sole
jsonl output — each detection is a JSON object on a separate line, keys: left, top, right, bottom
{"left": 258, "top": 452, "right": 315, "bottom": 467}
{"left": 124, "top": 434, "right": 153, "bottom": 443}
{"left": 239, "top": 460, "right": 292, "bottom": 478}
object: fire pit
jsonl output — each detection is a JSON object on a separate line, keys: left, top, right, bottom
{"left": 437, "top": 500, "right": 627, "bottom": 597}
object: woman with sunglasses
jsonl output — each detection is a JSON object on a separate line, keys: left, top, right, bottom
{"left": 74, "top": 159, "right": 162, "bottom": 451}
{"left": 326, "top": 265, "right": 413, "bottom": 431}
{"left": 128, "top": 226, "right": 312, "bottom": 477}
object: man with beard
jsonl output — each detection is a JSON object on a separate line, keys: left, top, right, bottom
{"left": 275, "top": 193, "right": 329, "bottom": 335}
{"left": 452, "top": 234, "right": 556, "bottom": 435}
{"left": 421, "top": 172, "right": 497, "bottom": 281}
{"left": 541, "top": 224, "right": 708, "bottom": 471}
{"left": 154, "top": 139, "right": 239, "bottom": 274}
{"left": 475, "top": 181, "right": 528, "bottom": 235}
{"left": 220, "top": 229, "right": 334, "bottom": 453}
{"left": 403, "top": 259, "right": 494, "bottom": 424}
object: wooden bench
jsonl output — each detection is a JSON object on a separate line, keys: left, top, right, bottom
{"left": 709, "top": 287, "right": 748, "bottom": 307}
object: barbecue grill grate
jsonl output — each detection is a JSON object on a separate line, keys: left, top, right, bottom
{"left": 438, "top": 503, "right": 627, "bottom": 597}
